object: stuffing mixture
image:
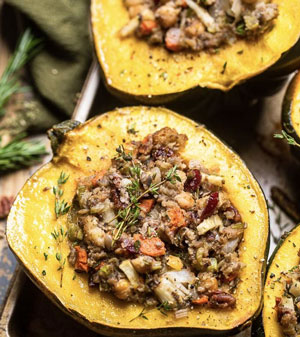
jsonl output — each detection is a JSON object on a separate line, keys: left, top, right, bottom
{"left": 68, "top": 127, "right": 246, "bottom": 315}
{"left": 120, "top": 0, "right": 278, "bottom": 52}
{"left": 275, "top": 259, "right": 300, "bottom": 337}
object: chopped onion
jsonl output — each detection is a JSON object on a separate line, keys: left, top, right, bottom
{"left": 165, "top": 269, "right": 196, "bottom": 284}
{"left": 289, "top": 280, "right": 300, "bottom": 297}
{"left": 231, "top": 0, "right": 242, "bottom": 19}
{"left": 175, "top": 308, "right": 189, "bottom": 319}
{"left": 120, "top": 16, "right": 139, "bottom": 37}
{"left": 185, "top": 0, "right": 217, "bottom": 32}
{"left": 281, "top": 296, "right": 295, "bottom": 311}
{"left": 202, "top": 172, "right": 224, "bottom": 187}
{"left": 119, "top": 260, "right": 141, "bottom": 289}
{"left": 197, "top": 215, "right": 222, "bottom": 236}
{"left": 222, "top": 237, "right": 240, "bottom": 254}
{"left": 154, "top": 270, "right": 196, "bottom": 307}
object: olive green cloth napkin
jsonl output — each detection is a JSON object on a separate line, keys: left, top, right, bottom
{"left": 1, "top": 0, "right": 92, "bottom": 135}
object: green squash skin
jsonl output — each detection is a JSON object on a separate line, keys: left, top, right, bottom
{"left": 7, "top": 114, "right": 270, "bottom": 337}
{"left": 282, "top": 71, "right": 300, "bottom": 160}
{"left": 251, "top": 226, "right": 300, "bottom": 337}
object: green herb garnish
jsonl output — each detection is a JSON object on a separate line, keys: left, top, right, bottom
{"left": 274, "top": 130, "right": 300, "bottom": 148}
{"left": 134, "top": 240, "right": 141, "bottom": 252}
{"left": 127, "top": 124, "right": 138, "bottom": 135}
{"left": 157, "top": 301, "right": 172, "bottom": 316}
{"left": 110, "top": 146, "right": 181, "bottom": 246}
{"left": 129, "top": 307, "right": 149, "bottom": 322}
{"left": 53, "top": 171, "right": 70, "bottom": 218}
{"left": 129, "top": 301, "right": 171, "bottom": 322}
{"left": 51, "top": 172, "right": 70, "bottom": 287}
{"left": 221, "top": 61, "right": 227, "bottom": 75}
{"left": 236, "top": 22, "right": 246, "bottom": 36}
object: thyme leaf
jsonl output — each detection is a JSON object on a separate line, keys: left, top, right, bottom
{"left": 110, "top": 151, "right": 180, "bottom": 246}
{"left": 274, "top": 130, "right": 300, "bottom": 148}
{"left": 53, "top": 171, "right": 70, "bottom": 218}
{"left": 51, "top": 172, "right": 70, "bottom": 287}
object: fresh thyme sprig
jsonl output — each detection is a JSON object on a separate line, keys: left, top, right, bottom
{"left": 274, "top": 130, "right": 300, "bottom": 148}
{"left": 51, "top": 225, "right": 68, "bottom": 287}
{"left": 51, "top": 171, "right": 70, "bottom": 287}
{"left": 115, "top": 145, "right": 132, "bottom": 162}
{"left": 110, "top": 145, "right": 181, "bottom": 246}
{"left": 129, "top": 301, "right": 172, "bottom": 322}
{"left": 0, "top": 29, "right": 42, "bottom": 117}
{"left": 53, "top": 171, "right": 70, "bottom": 218}
{"left": 0, "top": 133, "right": 47, "bottom": 173}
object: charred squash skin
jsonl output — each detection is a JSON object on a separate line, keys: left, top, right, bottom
{"left": 282, "top": 71, "right": 300, "bottom": 159}
{"left": 6, "top": 107, "right": 269, "bottom": 336}
{"left": 91, "top": 1, "right": 300, "bottom": 104}
{"left": 259, "top": 225, "right": 300, "bottom": 337}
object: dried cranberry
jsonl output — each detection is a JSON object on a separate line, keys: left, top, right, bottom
{"left": 121, "top": 238, "right": 137, "bottom": 255}
{"left": 226, "top": 205, "right": 241, "bottom": 223}
{"left": 200, "top": 192, "right": 219, "bottom": 221}
{"left": 184, "top": 169, "right": 201, "bottom": 192}
{"left": 151, "top": 147, "right": 174, "bottom": 160}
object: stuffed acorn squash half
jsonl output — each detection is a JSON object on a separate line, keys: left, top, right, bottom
{"left": 7, "top": 107, "right": 269, "bottom": 336}
{"left": 91, "top": 0, "right": 300, "bottom": 103}
{"left": 261, "top": 225, "right": 300, "bottom": 337}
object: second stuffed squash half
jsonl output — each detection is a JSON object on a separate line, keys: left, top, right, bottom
{"left": 91, "top": 0, "right": 300, "bottom": 103}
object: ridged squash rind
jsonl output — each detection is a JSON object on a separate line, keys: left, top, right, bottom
{"left": 7, "top": 107, "right": 269, "bottom": 336}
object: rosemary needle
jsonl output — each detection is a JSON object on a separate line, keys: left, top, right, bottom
{"left": 0, "top": 133, "right": 47, "bottom": 173}
{"left": 0, "top": 28, "right": 42, "bottom": 117}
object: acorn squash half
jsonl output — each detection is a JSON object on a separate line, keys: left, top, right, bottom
{"left": 282, "top": 70, "right": 300, "bottom": 158}
{"left": 91, "top": 1, "right": 300, "bottom": 104}
{"left": 7, "top": 107, "right": 269, "bottom": 336}
{"left": 261, "top": 224, "right": 300, "bottom": 337}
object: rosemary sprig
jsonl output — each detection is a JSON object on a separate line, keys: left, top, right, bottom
{"left": 51, "top": 171, "right": 70, "bottom": 287}
{"left": 0, "top": 29, "right": 42, "bottom": 117}
{"left": 110, "top": 145, "right": 181, "bottom": 246}
{"left": 274, "top": 130, "right": 300, "bottom": 148}
{"left": 0, "top": 133, "right": 47, "bottom": 173}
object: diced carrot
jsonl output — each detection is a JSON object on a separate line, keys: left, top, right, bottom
{"left": 91, "top": 170, "right": 106, "bottom": 186}
{"left": 192, "top": 296, "right": 209, "bottom": 305}
{"left": 224, "top": 274, "right": 237, "bottom": 283}
{"left": 165, "top": 28, "right": 182, "bottom": 52}
{"left": 94, "top": 261, "right": 105, "bottom": 271}
{"left": 134, "top": 234, "right": 166, "bottom": 257}
{"left": 286, "top": 278, "right": 293, "bottom": 285}
{"left": 180, "top": 0, "right": 187, "bottom": 7}
{"left": 167, "top": 207, "right": 186, "bottom": 230}
{"left": 140, "top": 20, "right": 157, "bottom": 35}
{"left": 75, "top": 246, "right": 89, "bottom": 273}
{"left": 140, "top": 199, "right": 155, "bottom": 213}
